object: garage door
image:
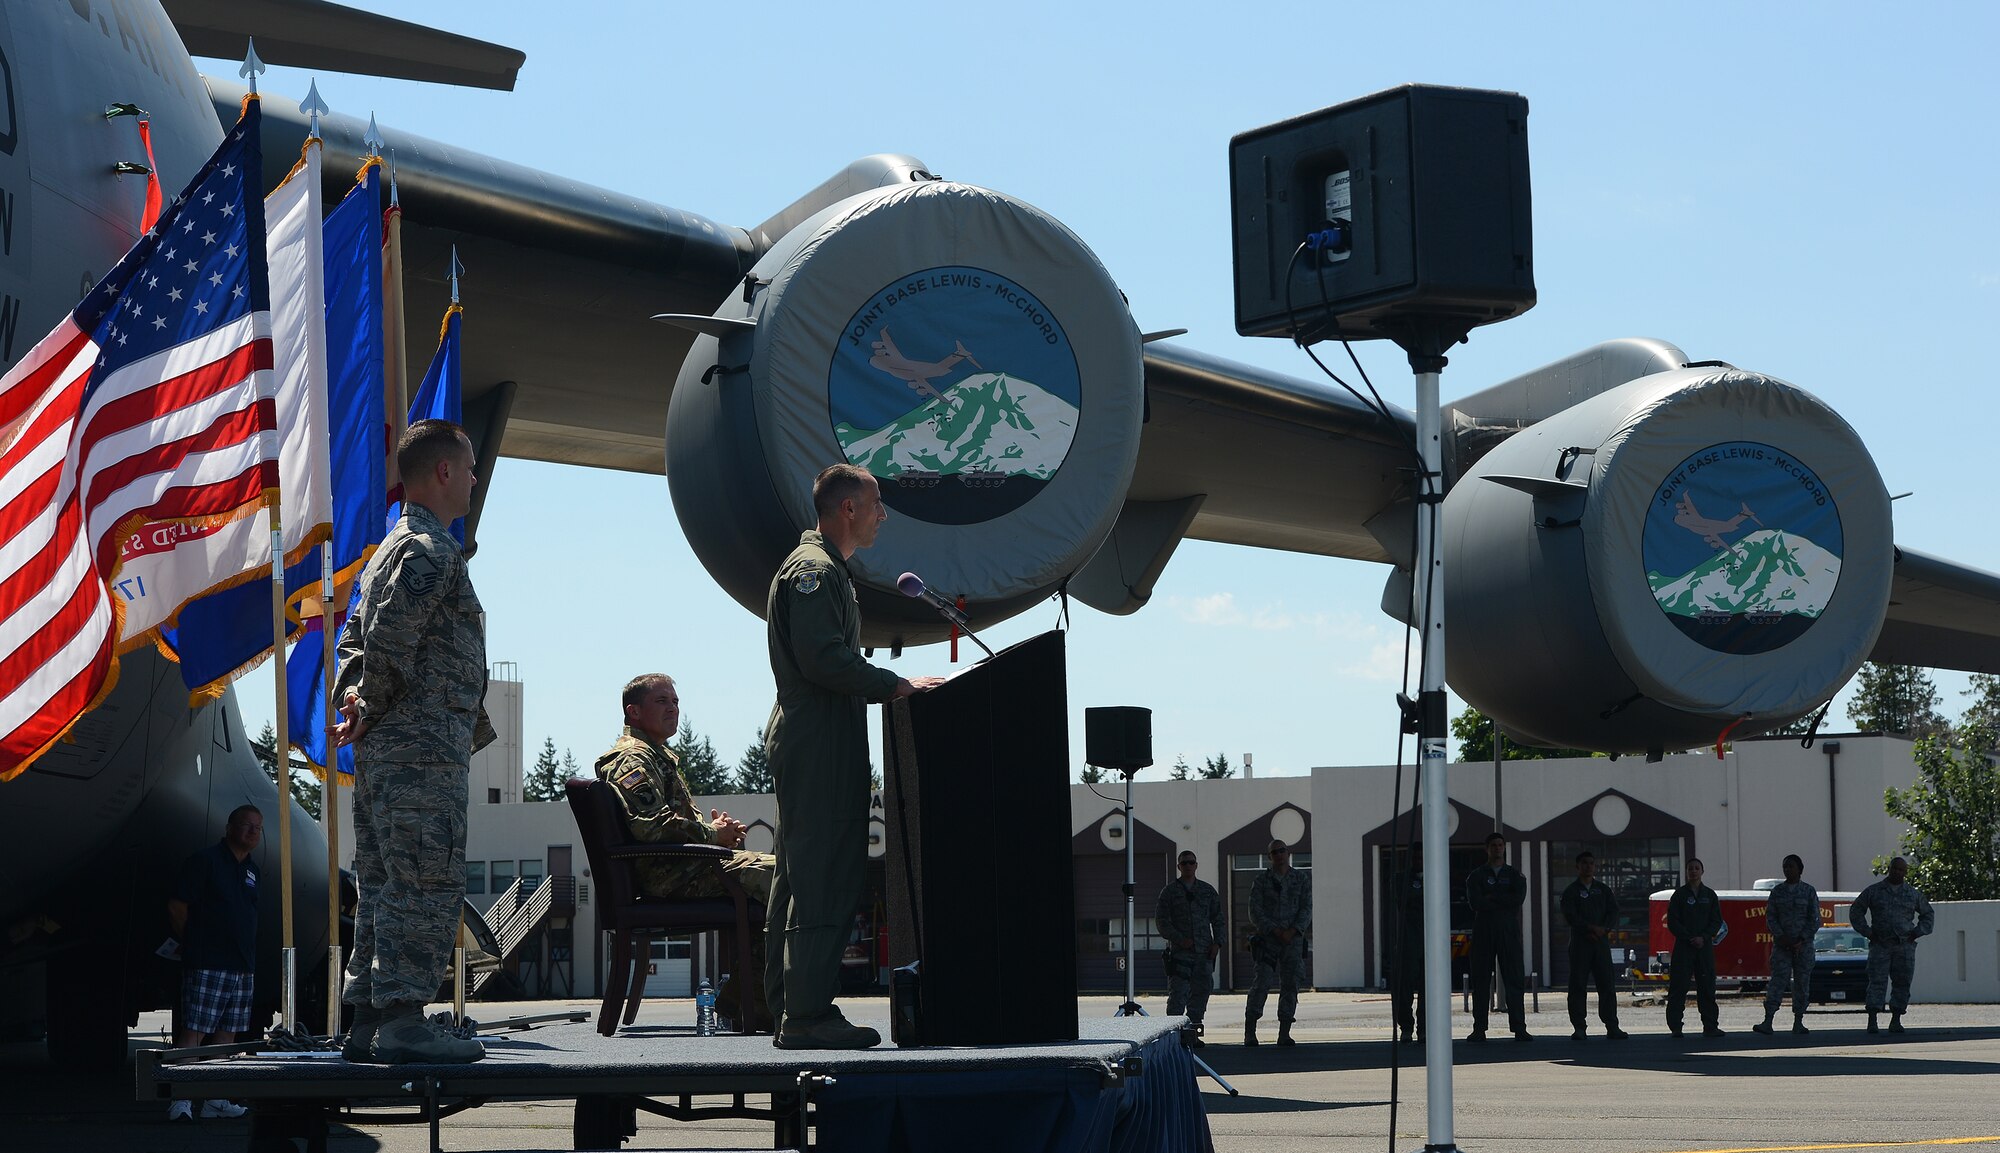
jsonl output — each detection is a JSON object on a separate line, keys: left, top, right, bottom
{"left": 1074, "top": 853, "right": 1169, "bottom": 992}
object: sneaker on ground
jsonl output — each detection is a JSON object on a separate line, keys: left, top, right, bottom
{"left": 165, "top": 1100, "right": 193, "bottom": 1122}
{"left": 199, "top": 1100, "right": 248, "bottom": 1119}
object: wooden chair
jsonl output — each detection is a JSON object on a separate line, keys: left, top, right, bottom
{"left": 565, "top": 778, "right": 764, "bottom": 1036}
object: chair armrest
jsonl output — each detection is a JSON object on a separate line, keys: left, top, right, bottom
{"left": 605, "top": 841, "right": 735, "bottom": 862}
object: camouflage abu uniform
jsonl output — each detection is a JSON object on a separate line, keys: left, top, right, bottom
{"left": 1849, "top": 877, "right": 1934, "bottom": 1014}
{"left": 1763, "top": 878, "right": 1821, "bottom": 1018}
{"left": 1388, "top": 869, "right": 1425, "bottom": 1038}
{"left": 1155, "top": 874, "right": 1223, "bottom": 1026}
{"left": 595, "top": 727, "right": 774, "bottom": 905}
{"left": 762, "top": 530, "right": 900, "bottom": 1030}
{"left": 334, "top": 502, "right": 494, "bottom": 1010}
{"left": 1246, "top": 865, "right": 1312, "bottom": 1026}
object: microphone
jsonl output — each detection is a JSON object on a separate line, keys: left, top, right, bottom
{"left": 897, "top": 572, "right": 966, "bottom": 625}
{"left": 898, "top": 572, "right": 994, "bottom": 659}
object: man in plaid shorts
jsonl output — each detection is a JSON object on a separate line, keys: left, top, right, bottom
{"left": 164, "top": 804, "right": 262, "bottom": 1121}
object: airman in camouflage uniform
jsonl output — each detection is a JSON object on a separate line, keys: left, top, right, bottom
{"left": 1155, "top": 850, "right": 1222, "bottom": 1043}
{"left": 1388, "top": 857, "right": 1424, "bottom": 1044}
{"left": 1245, "top": 839, "right": 1311, "bottom": 1046}
{"left": 1849, "top": 856, "right": 1935, "bottom": 1034}
{"left": 1755, "top": 853, "right": 1820, "bottom": 1035}
{"left": 1665, "top": 858, "right": 1725, "bottom": 1038}
{"left": 597, "top": 673, "right": 774, "bottom": 1027}
{"left": 332, "top": 421, "right": 492, "bottom": 1065}
{"left": 763, "top": 465, "right": 941, "bottom": 1050}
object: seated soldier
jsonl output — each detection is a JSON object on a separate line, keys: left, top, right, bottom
{"left": 596, "top": 673, "right": 775, "bottom": 1031}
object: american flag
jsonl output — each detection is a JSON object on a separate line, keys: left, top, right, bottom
{"left": 0, "top": 98, "right": 272, "bottom": 780}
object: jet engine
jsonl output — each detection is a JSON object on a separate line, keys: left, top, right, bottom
{"left": 664, "top": 179, "right": 1145, "bottom": 649}
{"left": 1442, "top": 366, "right": 1894, "bottom": 754}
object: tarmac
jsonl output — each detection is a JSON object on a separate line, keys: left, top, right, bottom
{"left": 4, "top": 989, "right": 1999, "bottom": 1152}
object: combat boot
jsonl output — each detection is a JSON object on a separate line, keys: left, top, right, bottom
{"left": 1277, "top": 1020, "right": 1295, "bottom": 1046}
{"left": 370, "top": 1003, "right": 485, "bottom": 1064}
{"left": 773, "top": 1010, "right": 880, "bottom": 1050}
{"left": 1792, "top": 1016, "right": 1809, "bottom": 1034}
{"left": 1243, "top": 1019, "right": 1258, "bottom": 1046}
{"left": 1889, "top": 1011, "right": 1906, "bottom": 1034}
{"left": 341, "top": 1002, "right": 382, "bottom": 1062}
{"left": 1752, "top": 1009, "right": 1776, "bottom": 1035}
{"left": 1866, "top": 1010, "right": 1880, "bottom": 1033}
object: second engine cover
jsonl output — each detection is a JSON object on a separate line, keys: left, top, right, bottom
{"left": 667, "top": 180, "right": 1144, "bottom": 647}
{"left": 1443, "top": 366, "right": 1894, "bottom": 753}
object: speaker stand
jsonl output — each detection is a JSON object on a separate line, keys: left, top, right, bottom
{"left": 1107, "top": 765, "right": 1237, "bottom": 1097}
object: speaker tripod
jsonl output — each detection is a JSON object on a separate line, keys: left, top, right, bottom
{"left": 1108, "top": 762, "right": 1237, "bottom": 1096}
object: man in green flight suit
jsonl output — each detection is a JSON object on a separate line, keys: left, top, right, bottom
{"left": 763, "top": 464, "right": 942, "bottom": 1050}
{"left": 596, "top": 673, "right": 775, "bottom": 1031}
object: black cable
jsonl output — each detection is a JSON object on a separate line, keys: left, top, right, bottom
{"left": 1085, "top": 780, "right": 1122, "bottom": 806}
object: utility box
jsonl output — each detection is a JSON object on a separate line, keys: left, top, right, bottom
{"left": 1230, "top": 84, "right": 1536, "bottom": 345}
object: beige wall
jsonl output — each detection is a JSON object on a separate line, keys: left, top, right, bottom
{"left": 1912, "top": 901, "right": 2000, "bottom": 1004}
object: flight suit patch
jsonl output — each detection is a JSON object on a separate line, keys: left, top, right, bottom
{"left": 794, "top": 571, "right": 821, "bottom": 594}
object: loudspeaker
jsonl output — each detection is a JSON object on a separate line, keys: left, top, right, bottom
{"left": 883, "top": 631, "right": 1076, "bottom": 1045}
{"left": 1084, "top": 706, "right": 1152, "bottom": 771}
{"left": 1229, "top": 84, "right": 1535, "bottom": 345}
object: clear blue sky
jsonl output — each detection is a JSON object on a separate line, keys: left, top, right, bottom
{"left": 227, "top": 2, "right": 1998, "bottom": 780}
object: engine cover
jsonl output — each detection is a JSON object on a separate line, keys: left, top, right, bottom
{"left": 1443, "top": 367, "right": 1893, "bottom": 753}
{"left": 666, "top": 180, "right": 1144, "bottom": 647}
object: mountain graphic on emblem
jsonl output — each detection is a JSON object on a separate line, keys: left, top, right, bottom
{"left": 1648, "top": 528, "right": 1841, "bottom": 619}
{"left": 835, "top": 372, "right": 1078, "bottom": 481}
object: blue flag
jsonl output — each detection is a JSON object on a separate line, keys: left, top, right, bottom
{"left": 394, "top": 304, "right": 465, "bottom": 543}
{"left": 285, "top": 162, "right": 388, "bottom": 776}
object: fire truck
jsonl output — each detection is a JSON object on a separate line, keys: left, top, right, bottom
{"left": 1644, "top": 881, "right": 1858, "bottom": 990}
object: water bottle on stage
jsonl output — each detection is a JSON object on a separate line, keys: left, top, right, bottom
{"left": 695, "top": 979, "right": 716, "bottom": 1036}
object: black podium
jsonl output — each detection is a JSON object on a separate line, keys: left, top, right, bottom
{"left": 882, "top": 630, "right": 1078, "bottom": 1045}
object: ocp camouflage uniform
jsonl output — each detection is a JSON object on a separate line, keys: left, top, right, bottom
{"left": 763, "top": 530, "right": 900, "bottom": 1031}
{"left": 595, "top": 727, "right": 774, "bottom": 905}
{"left": 334, "top": 502, "right": 494, "bottom": 1010}
{"left": 1763, "top": 878, "right": 1821, "bottom": 1019}
{"left": 1849, "top": 877, "right": 1934, "bottom": 1014}
{"left": 1155, "top": 875, "right": 1222, "bottom": 1026}
{"left": 1246, "top": 866, "right": 1312, "bottom": 1026}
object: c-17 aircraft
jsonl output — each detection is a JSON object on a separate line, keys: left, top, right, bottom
{"left": 868, "top": 329, "right": 982, "bottom": 400}
{"left": 2, "top": 1, "right": 1998, "bottom": 1068}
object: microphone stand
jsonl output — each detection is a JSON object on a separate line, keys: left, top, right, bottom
{"left": 1106, "top": 761, "right": 1237, "bottom": 1096}
{"left": 911, "top": 589, "right": 997, "bottom": 659}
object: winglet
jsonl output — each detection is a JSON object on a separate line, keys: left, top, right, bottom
{"left": 652, "top": 314, "right": 758, "bottom": 338}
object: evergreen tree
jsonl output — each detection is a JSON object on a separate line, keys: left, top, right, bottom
{"left": 1880, "top": 721, "right": 2000, "bottom": 900}
{"left": 1451, "top": 707, "right": 1600, "bottom": 762}
{"left": 1079, "top": 762, "right": 1107, "bottom": 785}
{"left": 734, "top": 732, "right": 774, "bottom": 794}
{"left": 1845, "top": 662, "right": 1949, "bottom": 739}
{"left": 253, "top": 721, "right": 322, "bottom": 820}
{"left": 1960, "top": 673, "right": 2000, "bottom": 734}
{"left": 1169, "top": 755, "right": 1193, "bottom": 781}
{"left": 524, "top": 736, "right": 566, "bottom": 802}
{"left": 671, "top": 720, "right": 731, "bottom": 796}
{"left": 1199, "top": 753, "right": 1235, "bottom": 780}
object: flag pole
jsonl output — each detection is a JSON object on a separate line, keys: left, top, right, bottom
{"left": 240, "top": 41, "right": 298, "bottom": 1037}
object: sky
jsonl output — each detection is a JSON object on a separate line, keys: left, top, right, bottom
{"left": 222, "top": 1, "right": 1999, "bottom": 782}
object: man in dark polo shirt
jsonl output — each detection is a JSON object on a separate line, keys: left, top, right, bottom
{"left": 164, "top": 804, "right": 261, "bottom": 1121}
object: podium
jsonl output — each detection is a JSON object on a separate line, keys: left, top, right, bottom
{"left": 882, "top": 630, "right": 1078, "bottom": 1045}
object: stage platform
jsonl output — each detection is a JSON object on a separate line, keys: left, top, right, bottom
{"left": 134, "top": 1012, "right": 1211, "bottom": 1153}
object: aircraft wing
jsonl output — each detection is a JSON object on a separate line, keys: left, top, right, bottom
{"left": 214, "top": 82, "right": 757, "bottom": 475}
{"left": 1871, "top": 547, "right": 2000, "bottom": 674}
{"left": 1135, "top": 344, "right": 1415, "bottom": 563}
{"left": 167, "top": 0, "right": 526, "bottom": 90}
